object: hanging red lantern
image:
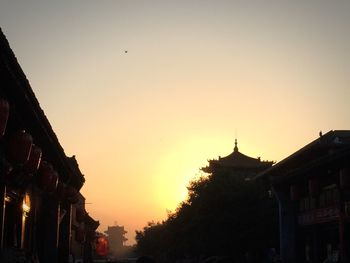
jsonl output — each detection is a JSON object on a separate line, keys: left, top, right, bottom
{"left": 38, "top": 161, "right": 53, "bottom": 188}
{"left": 290, "top": 184, "right": 302, "bottom": 201}
{"left": 38, "top": 161, "right": 58, "bottom": 193}
{"left": 23, "top": 145, "right": 42, "bottom": 173}
{"left": 0, "top": 98, "right": 9, "bottom": 137}
{"left": 340, "top": 168, "right": 350, "bottom": 190}
{"left": 96, "top": 236, "right": 109, "bottom": 257}
{"left": 8, "top": 130, "right": 33, "bottom": 164}
{"left": 76, "top": 208, "right": 86, "bottom": 222}
{"left": 308, "top": 177, "right": 320, "bottom": 197}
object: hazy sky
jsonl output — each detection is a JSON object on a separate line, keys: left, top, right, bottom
{"left": 1, "top": 1, "right": 349, "bottom": 244}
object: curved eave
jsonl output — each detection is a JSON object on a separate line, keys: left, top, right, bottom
{"left": 254, "top": 130, "right": 350, "bottom": 182}
{"left": 0, "top": 28, "right": 84, "bottom": 188}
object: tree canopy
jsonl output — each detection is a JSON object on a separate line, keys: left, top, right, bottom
{"left": 136, "top": 168, "right": 279, "bottom": 262}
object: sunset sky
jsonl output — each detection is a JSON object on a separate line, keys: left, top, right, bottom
{"left": 1, "top": 1, "right": 349, "bottom": 244}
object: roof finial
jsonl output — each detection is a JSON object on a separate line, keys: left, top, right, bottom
{"left": 234, "top": 138, "right": 238, "bottom": 152}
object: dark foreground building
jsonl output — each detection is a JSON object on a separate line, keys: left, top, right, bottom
{"left": 0, "top": 28, "right": 98, "bottom": 262}
{"left": 258, "top": 130, "right": 350, "bottom": 263}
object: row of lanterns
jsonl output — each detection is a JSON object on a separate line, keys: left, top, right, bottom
{"left": 290, "top": 168, "right": 350, "bottom": 201}
{"left": 0, "top": 97, "right": 78, "bottom": 203}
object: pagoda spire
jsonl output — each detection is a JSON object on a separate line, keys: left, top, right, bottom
{"left": 234, "top": 138, "right": 238, "bottom": 152}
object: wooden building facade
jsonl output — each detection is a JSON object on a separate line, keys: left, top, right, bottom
{"left": 0, "top": 28, "right": 98, "bottom": 262}
{"left": 258, "top": 131, "right": 350, "bottom": 263}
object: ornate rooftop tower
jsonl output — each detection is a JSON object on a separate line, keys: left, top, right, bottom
{"left": 201, "top": 139, "right": 273, "bottom": 177}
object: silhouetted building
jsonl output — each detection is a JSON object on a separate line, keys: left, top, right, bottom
{"left": 202, "top": 139, "right": 273, "bottom": 178}
{"left": 104, "top": 225, "right": 127, "bottom": 258}
{"left": 84, "top": 214, "right": 99, "bottom": 263}
{"left": 200, "top": 139, "right": 278, "bottom": 257}
{"left": 0, "top": 27, "right": 98, "bottom": 262}
{"left": 70, "top": 193, "right": 86, "bottom": 262}
{"left": 258, "top": 130, "right": 350, "bottom": 263}
{"left": 69, "top": 189, "right": 99, "bottom": 263}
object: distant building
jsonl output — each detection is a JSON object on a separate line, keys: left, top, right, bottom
{"left": 202, "top": 139, "right": 274, "bottom": 178}
{"left": 69, "top": 193, "right": 99, "bottom": 263}
{"left": 258, "top": 130, "right": 350, "bottom": 262}
{"left": 84, "top": 214, "right": 100, "bottom": 262}
{"left": 104, "top": 225, "right": 127, "bottom": 258}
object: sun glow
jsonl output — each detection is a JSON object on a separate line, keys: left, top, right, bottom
{"left": 153, "top": 165, "right": 199, "bottom": 212}
{"left": 151, "top": 136, "right": 229, "bottom": 212}
{"left": 2, "top": 1, "right": 349, "bottom": 245}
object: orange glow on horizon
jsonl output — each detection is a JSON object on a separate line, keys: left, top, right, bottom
{"left": 1, "top": 1, "right": 349, "bottom": 245}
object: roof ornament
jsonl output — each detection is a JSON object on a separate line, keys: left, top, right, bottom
{"left": 234, "top": 138, "right": 238, "bottom": 152}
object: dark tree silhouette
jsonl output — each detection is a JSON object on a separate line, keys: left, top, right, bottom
{"left": 136, "top": 169, "right": 279, "bottom": 262}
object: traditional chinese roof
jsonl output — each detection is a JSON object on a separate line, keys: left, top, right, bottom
{"left": 85, "top": 214, "right": 100, "bottom": 230}
{"left": 202, "top": 139, "right": 273, "bottom": 173}
{"left": 105, "top": 225, "right": 127, "bottom": 234}
{"left": 0, "top": 27, "right": 84, "bottom": 188}
{"left": 256, "top": 130, "right": 350, "bottom": 183}
{"left": 105, "top": 225, "right": 128, "bottom": 242}
{"left": 67, "top": 155, "right": 85, "bottom": 190}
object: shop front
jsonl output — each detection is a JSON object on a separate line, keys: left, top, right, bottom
{"left": 258, "top": 131, "right": 350, "bottom": 263}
